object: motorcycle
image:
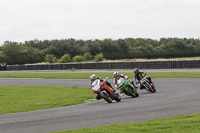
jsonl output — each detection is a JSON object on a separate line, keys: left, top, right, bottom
{"left": 117, "top": 78, "right": 139, "bottom": 98}
{"left": 91, "top": 79, "right": 121, "bottom": 103}
{"left": 138, "top": 75, "right": 156, "bottom": 93}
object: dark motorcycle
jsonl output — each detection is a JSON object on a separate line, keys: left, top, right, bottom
{"left": 139, "top": 76, "right": 156, "bottom": 93}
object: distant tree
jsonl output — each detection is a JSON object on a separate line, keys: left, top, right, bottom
{"left": 45, "top": 54, "right": 57, "bottom": 63}
{"left": 0, "top": 51, "right": 5, "bottom": 62}
{"left": 1, "top": 41, "right": 44, "bottom": 64}
{"left": 94, "top": 53, "right": 104, "bottom": 62}
{"left": 73, "top": 55, "right": 84, "bottom": 62}
{"left": 87, "top": 41, "right": 101, "bottom": 56}
{"left": 42, "top": 46, "right": 57, "bottom": 56}
{"left": 2, "top": 38, "right": 200, "bottom": 65}
{"left": 58, "top": 54, "right": 71, "bottom": 63}
{"left": 117, "top": 39, "right": 129, "bottom": 58}
{"left": 100, "top": 39, "right": 121, "bottom": 59}
{"left": 84, "top": 52, "right": 92, "bottom": 61}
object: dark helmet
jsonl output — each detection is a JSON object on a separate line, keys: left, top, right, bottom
{"left": 90, "top": 74, "right": 97, "bottom": 81}
{"left": 113, "top": 71, "right": 119, "bottom": 78}
{"left": 133, "top": 68, "right": 139, "bottom": 74}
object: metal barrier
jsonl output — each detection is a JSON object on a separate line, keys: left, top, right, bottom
{"left": 4, "top": 60, "right": 200, "bottom": 71}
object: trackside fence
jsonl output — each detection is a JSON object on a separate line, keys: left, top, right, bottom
{"left": 3, "top": 60, "right": 200, "bottom": 71}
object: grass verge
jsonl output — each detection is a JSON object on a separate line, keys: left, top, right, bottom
{"left": 0, "top": 72, "right": 200, "bottom": 79}
{"left": 54, "top": 113, "right": 200, "bottom": 133}
{"left": 0, "top": 86, "right": 94, "bottom": 114}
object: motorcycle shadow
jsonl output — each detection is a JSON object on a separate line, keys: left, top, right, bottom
{"left": 101, "top": 99, "right": 126, "bottom": 104}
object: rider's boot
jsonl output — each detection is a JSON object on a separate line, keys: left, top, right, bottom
{"left": 131, "top": 81, "right": 138, "bottom": 88}
{"left": 149, "top": 78, "right": 154, "bottom": 87}
{"left": 139, "top": 84, "right": 144, "bottom": 90}
{"left": 150, "top": 82, "right": 155, "bottom": 87}
{"left": 111, "top": 85, "right": 116, "bottom": 92}
{"left": 96, "top": 94, "right": 101, "bottom": 100}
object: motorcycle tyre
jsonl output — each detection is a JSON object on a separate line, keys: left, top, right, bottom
{"left": 100, "top": 92, "right": 112, "bottom": 103}
{"left": 135, "top": 92, "right": 139, "bottom": 97}
{"left": 147, "top": 84, "right": 156, "bottom": 93}
{"left": 114, "top": 94, "right": 121, "bottom": 102}
{"left": 125, "top": 88, "right": 136, "bottom": 98}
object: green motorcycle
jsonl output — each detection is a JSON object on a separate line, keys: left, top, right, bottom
{"left": 117, "top": 78, "right": 139, "bottom": 98}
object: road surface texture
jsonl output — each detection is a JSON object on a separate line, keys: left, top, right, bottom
{"left": 0, "top": 78, "right": 200, "bottom": 133}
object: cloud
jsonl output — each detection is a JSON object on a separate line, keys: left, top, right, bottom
{"left": 0, "top": 0, "right": 200, "bottom": 44}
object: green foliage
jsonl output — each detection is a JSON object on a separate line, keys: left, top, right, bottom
{"left": 73, "top": 55, "right": 85, "bottom": 62}
{"left": 84, "top": 52, "right": 92, "bottom": 61}
{"left": 1, "top": 38, "right": 200, "bottom": 64}
{"left": 58, "top": 54, "right": 71, "bottom": 63}
{"left": 0, "top": 51, "right": 5, "bottom": 61}
{"left": 94, "top": 53, "right": 104, "bottom": 62}
{"left": 0, "top": 86, "right": 94, "bottom": 114}
{"left": 0, "top": 41, "right": 44, "bottom": 64}
{"left": 45, "top": 54, "right": 57, "bottom": 63}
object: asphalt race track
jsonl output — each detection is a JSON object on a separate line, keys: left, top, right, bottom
{"left": 0, "top": 78, "right": 200, "bottom": 133}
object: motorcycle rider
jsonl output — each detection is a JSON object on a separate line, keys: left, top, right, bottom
{"left": 90, "top": 74, "right": 116, "bottom": 100}
{"left": 113, "top": 71, "right": 139, "bottom": 97}
{"left": 114, "top": 71, "right": 138, "bottom": 87}
{"left": 113, "top": 71, "right": 126, "bottom": 87}
{"left": 133, "top": 68, "right": 154, "bottom": 89}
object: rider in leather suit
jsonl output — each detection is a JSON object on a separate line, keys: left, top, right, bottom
{"left": 90, "top": 74, "right": 116, "bottom": 100}
{"left": 133, "top": 68, "right": 154, "bottom": 89}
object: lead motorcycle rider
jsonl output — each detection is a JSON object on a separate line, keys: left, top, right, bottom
{"left": 133, "top": 68, "right": 154, "bottom": 89}
{"left": 90, "top": 74, "right": 116, "bottom": 100}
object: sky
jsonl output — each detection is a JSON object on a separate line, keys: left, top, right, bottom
{"left": 0, "top": 0, "right": 200, "bottom": 44}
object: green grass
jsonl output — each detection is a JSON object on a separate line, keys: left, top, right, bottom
{"left": 0, "top": 86, "right": 94, "bottom": 114}
{"left": 0, "top": 72, "right": 200, "bottom": 79}
{"left": 55, "top": 113, "right": 200, "bottom": 133}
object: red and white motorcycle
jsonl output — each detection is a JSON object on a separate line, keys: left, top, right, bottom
{"left": 91, "top": 79, "right": 121, "bottom": 103}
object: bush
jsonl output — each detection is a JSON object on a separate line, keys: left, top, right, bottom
{"left": 94, "top": 53, "right": 104, "bottom": 62}
{"left": 73, "top": 55, "right": 84, "bottom": 62}
{"left": 45, "top": 54, "right": 57, "bottom": 63}
{"left": 58, "top": 54, "right": 71, "bottom": 63}
{"left": 84, "top": 52, "right": 92, "bottom": 61}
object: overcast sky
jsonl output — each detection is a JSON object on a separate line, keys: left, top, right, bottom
{"left": 0, "top": 0, "right": 200, "bottom": 44}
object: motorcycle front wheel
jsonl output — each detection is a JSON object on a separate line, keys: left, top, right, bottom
{"left": 114, "top": 94, "right": 121, "bottom": 102}
{"left": 145, "top": 84, "right": 156, "bottom": 93}
{"left": 100, "top": 92, "right": 112, "bottom": 103}
{"left": 125, "top": 87, "right": 136, "bottom": 98}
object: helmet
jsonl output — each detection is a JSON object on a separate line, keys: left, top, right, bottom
{"left": 113, "top": 71, "right": 119, "bottom": 78}
{"left": 133, "top": 68, "right": 139, "bottom": 74}
{"left": 90, "top": 74, "right": 97, "bottom": 81}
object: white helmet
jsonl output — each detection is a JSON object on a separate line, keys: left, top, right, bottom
{"left": 90, "top": 74, "right": 96, "bottom": 81}
{"left": 133, "top": 68, "right": 139, "bottom": 74}
{"left": 113, "top": 71, "right": 119, "bottom": 78}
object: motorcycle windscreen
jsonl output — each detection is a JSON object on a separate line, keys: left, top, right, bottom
{"left": 117, "top": 78, "right": 126, "bottom": 87}
{"left": 91, "top": 79, "right": 100, "bottom": 91}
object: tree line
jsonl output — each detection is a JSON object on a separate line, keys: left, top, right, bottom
{"left": 0, "top": 38, "right": 200, "bottom": 65}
